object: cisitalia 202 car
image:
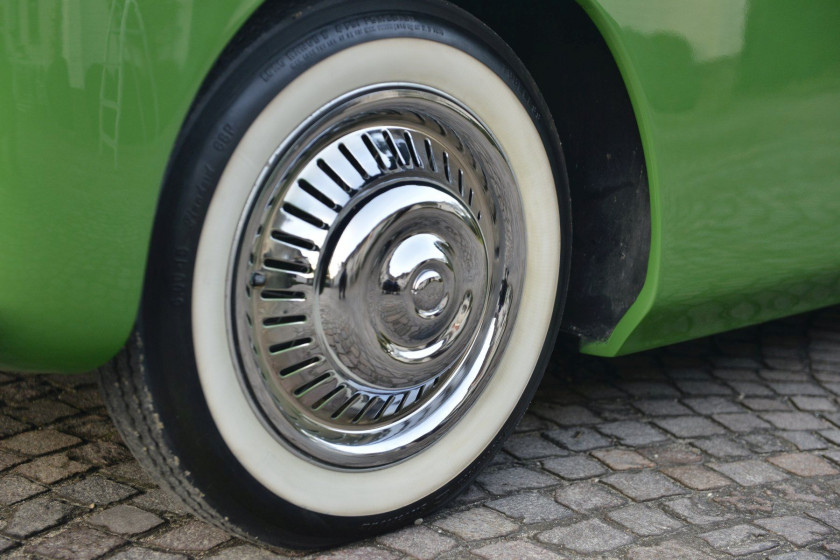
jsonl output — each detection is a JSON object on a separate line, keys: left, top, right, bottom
{"left": 1, "top": 0, "right": 838, "bottom": 549}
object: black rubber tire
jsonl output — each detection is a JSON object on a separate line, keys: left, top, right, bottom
{"left": 98, "top": 0, "right": 571, "bottom": 549}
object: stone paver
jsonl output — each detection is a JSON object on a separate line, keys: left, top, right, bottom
{"left": 619, "top": 382, "right": 679, "bottom": 399}
{"left": 3, "top": 307, "right": 840, "bottom": 558}
{"left": 768, "top": 452, "right": 839, "bottom": 476}
{"left": 0, "top": 474, "right": 46, "bottom": 505}
{"left": 633, "top": 399, "right": 692, "bottom": 416}
{"left": 55, "top": 475, "right": 137, "bottom": 505}
{"left": 761, "top": 412, "right": 830, "bottom": 430}
{"left": 743, "top": 432, "right": 787, "bottom": 453}
{"left": 538, "top": 519, "right": 633, "bottom": 553}
{"left": 147, "top": 520, "right": 232, "bottom": 552}
{"left": 554, "top": 481, "right": 626, "bottom": 512}
{"left": 502, "top": 433, "right": 566, "bottom": 460}
{"left": 729, "top": 381, "right": 775, "bottom": 396}
{"left": 473, "top": 540, "right": 566, "bottom": 560}
{"left": 542, "top": 455, "right": 606, "bottom": 479}
{"left": 87, "top": 504, "right": 164, "bottom": 534}
{"left": 205, "top": 545, "right": 285, "bottom": 559}
{"left": 0, "top": 416, "right": 28, "bottom": 438}
{"left": 111, "top": 548, "right": 187, "bottom": 560}
{"left": 820, "top": 429, "right": 840, "bottom": 445}
{"left": 476, "top": 466, "right": 556, "bottom": 495}
{"left": 0, "top": 536, "right": 15, "bottom": 553}
{"left": 0, "top": 449, "right": 25, "bottom": 471}
{"left": 713, "top": 486, "right": 777, "bottom": 514}
{"left": 13, "top": 452, "right": 90, "bottom": 484}
{"left": 591, "top": 448, "right": 654, "bottom": 470}
{"left": 709, "top": 459, "right": 788, "bottom": 486}
{"left": 602, "top": 470, "right": 687, "bottom": 501}
{"left": 433, "top": 507, "right": 517, "bottom": 541}
{"left": 532, "top": 404, "right": 600, "bottom": 425}
{"left": 654, "top": 416, "right": 726, "bottom": 438}
{"left": 543, "top": 427, "right": 611, "bottom": 451}
{"left": 778, "top": 430, "right": 829, "bottom": 450}
{"left": 664, "top": 496, "right": 735, "bottom": 525}
{"left": 606, "top": 503, "right": 683, "bottom": 535}
{"left": 677, "top": 381, "right": 732, "bottom": 396}
{"left": 131, "top": 488, "right": 189, "bottom": 515}
{"left": 314, "top": 546, "right": 398, "bottom": 560}
{"left": 770, "top": 383, "right": 827, "bottom": 396}
{"left": 10, "top": 400, "right": 78, "bottom": 425}
{"left": 699, "top": 524, "right": 781, "bottom": 556}
{"left": 640, "top": 443, "right": 703, "bottom": 465}
{"left": 808, "top": 508, "right": 840, "bottom": 530}
{"left": 626, "top": 541, "right": 714, "bottom": 560}
{"left": 0, "top": 430, "right": 80, "bottom": 455}
{"left": 376, "top": 525, "right": 456, "bottom": 560}
{"left": 25, "top": 526, "right": 125, "bottom": 560}
{"left": 69, "top": 440, "right": 132, "bottom": 466}
{"left": 770, "top": 552, "right": 830, "bottom": 560}
{"left": 662, "top": 465, "right": 732, "bottom": 490}
{"left": 685, "top": 396, "right": 744, "bottom": 414}
{"left": 743, "top": 397, "right": 791, "bottom": 411}
{"left": 792, "top": 396, "right": 836, "bottom": 411}
{"left": 3, "top": 497, "right": 80, "bottom": 537}
{"left": 486, "top": 492, "right": 573, "bottom": 524}
{"left": 596, "top": 421, "right": 667, "bottom": 445}
{"left": 712, "top": 413, "right": 772, "bottom": 432}
{"left": 755, "top": 515, "right": 832, "bottom": 546}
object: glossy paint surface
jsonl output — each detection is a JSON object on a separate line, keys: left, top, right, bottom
{"left": 579, "top": 0, "right": 840, "bottom": 355}
{"left": 0, "top": 0, "right": 260, "bottom": 371}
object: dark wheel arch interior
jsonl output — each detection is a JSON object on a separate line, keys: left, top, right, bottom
{"left": 453, "top": 0, "right": 651, "bottom": 342}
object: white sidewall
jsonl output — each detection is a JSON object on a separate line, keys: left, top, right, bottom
{"left": 192, "top": 39, "right": 561, "bottom": 516}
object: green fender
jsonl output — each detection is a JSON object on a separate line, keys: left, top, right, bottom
{"left": 0, "top": 0, "right": 261, "bottom": 371}
{"left": 577, "top": 0, "right": 840, "bottom": 356}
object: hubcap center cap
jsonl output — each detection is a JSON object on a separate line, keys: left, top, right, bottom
{"left": 411, "top": 268, "right": 448, "bottom": 318}
{"left": 316, "top": 184, "right": 485, "bottom": 389}
{"left": 384, "top": 232, "right": 453, "bottom": 320}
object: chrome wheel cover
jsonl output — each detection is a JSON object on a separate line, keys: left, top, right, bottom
{"left": 229, "top": 87, "right": 525, "bottom": 468}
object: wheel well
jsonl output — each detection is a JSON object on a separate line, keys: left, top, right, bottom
{"left": 452, "top": 0, "right": 651, "bottom": 341}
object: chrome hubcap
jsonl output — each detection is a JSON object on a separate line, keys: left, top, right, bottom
{"left": 229, "top": 87, "right": 525, "bottom": 468}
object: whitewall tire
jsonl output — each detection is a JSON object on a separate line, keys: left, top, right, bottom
{"left": 99, "top": 0, "right": 570, "bottom": 548}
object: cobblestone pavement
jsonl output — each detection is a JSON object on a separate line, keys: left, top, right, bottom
{"left": 3, "top": 307, "right": 840, "bottom": 559}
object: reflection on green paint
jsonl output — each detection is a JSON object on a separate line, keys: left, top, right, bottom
{"left": 0, "top": 0, "right": 261, "bottom": 371}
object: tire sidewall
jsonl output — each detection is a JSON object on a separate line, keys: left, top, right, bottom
{"left": 140, "top": 0, "right": 571, "bottom": 547}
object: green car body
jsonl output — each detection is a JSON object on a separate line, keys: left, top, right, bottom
{"left": 1, "top": 0, "right": 839, "bottom": 372}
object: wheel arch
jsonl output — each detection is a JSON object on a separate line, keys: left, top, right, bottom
{"left": 452, "top": 0, "right": 655, "bottom": 348}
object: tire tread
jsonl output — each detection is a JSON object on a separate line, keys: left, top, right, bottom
{"left": 97, "top": 334, "right": 248, "bottom": 540}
